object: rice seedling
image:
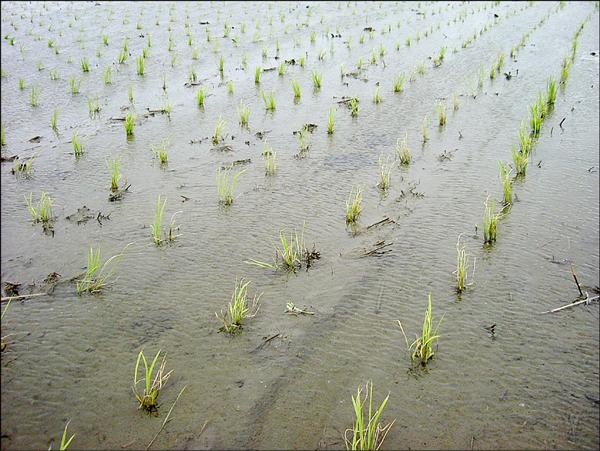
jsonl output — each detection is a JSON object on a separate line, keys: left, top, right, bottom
{"left": 497, "top": 52, "right": 505, "bottom": 71}
{"left": 530, "top": 102, "right": 542, "bottom": 137}
{"left": 560, "top": 57, "right": 571, "bottom": 84}
{"left": 58, "top": 420, "right": 75, "bottom": 450}
{"left": 128, "top": 82, "right": 134, "bottom": 103}
{"left": 136, "top": 55, "right": 145, "bottom": 75}
{"left": 261, "top": 91, "right": 276, "bottom": 111}
{"left": 216, "top": 168, "right": 244, "bottom": 205}
{"left": 12, "top": 154, "right": 36, "bottom": 176}
{"left": 349, "top": 97, "right": 360, "bottom": 117}
{"left": 498, "top": 161, "right": 513, "bottom": 206}
{"left": 102, "top": 34, "right": 109, "bottom": 46}
{"left": 310, "top": 31, "right": 316, "bottom": 43}
{"left": 452, "top": 92, "right": 460, "bottom": 111}
{"left": 397, "top": 294, "right": 443, "bottom": 366}
{"left": 107, "top": 157, "right": 121, "bottom": 192}
{"left": 547, "top": 77, "right": 557, "bottom": 105}
{"left": 297, "top": 127, "right": 310, "bottom": 152}
{"left": 345, "top": 186, "right": 363, "bottom": 223}
{"left": 393, "top": 73, "right": 405, "bottom": 93}
{"left": 417, "top": 62, "right": 426, "bottom": 76}
{"left": 18, "top": 78, "right": 25, "bottom": 89}
{"left": 69, "top": 77, "right": 81, "bottom": 95}
{"left": 512, "top": 145, "right": 528, "bottom": 177}
{"left": 132, "top": 349, "right": 173, "bottom": 411}
{"left": 51, "top": 108, "right": 58, "bottom": 131}
{"left": 454, "top": 235, "right": 474, "bottom": 293}
{"left": 124, "top": 112, "right": 135, "bottom": 137}
{"left": 518, "top": 120, "right": 532, "bottom": 155}
{"left": 483, "top": 196, "right": 501, "bottom": 244}
{"left": 421, "top": 116, "right": 429, "bottom": 142}
{"left": 311, "top": 70, "right": 322, "bottom": 89}
{"left": 118, "top": 48, "right": 128, "bottom": 64}
{"left": 537, "top": 93, "right": 548, "bottom": 119}
{"left": 30, "top": 86, "right": 40, "bottom": 106}
{"left": 264, "top": 149, "right": 277, "bottom": 175}
{"left": 278, "top": 62, "right": 286, "bottom": 76}
{"left": 196, "top": 86, "right": 206, "bottom": 108}
{"left": 377, "top": 155, "right": 392, "bottom": 191}
{"left": 299, "top": 55, "right": 305, "bottom": 67}
{"left": 396, "top": 133, "right": 411, "bottom": 165}
{"left": 1, "top": 125, "right": 4, "bottom": 146}
{"left": 216, "top": 279, "right": 261, "bottom": 334}
{"left": 437, "top": 102, "right": 447, "bottom": 126}
{"left": 102, "top": 66, "right": 112, "bottom": 84}
{"left": 255, "top": 66, "right": 262, "bottom": 84}
{"left": 170, "top": 53, "right": 177, "bottom": 67}
{"left": 370, "top": 50, "right": 377, "bottom": 65}
{"left": 433, "top": 46, "right": 446, "bottom": 66}
{"left": 489, "top": 62, "right": 497, "bottom": 79}
{"left": 213, "top": 116, "right": 226, "bottom": 144}
{"left": 238, "top": 100, "right": 250, "bottom": 127}
{"left": 151, "top": 140, "right": 168, "bottom": 166}
{"left": 218, "top": 55, "right": 224, "bottom": 73}
{"left": 478, "top": 65, "right": 485, "bottom": 88}
{"left": 72, "top": 133, "right": 84, "bottom": 158}
{"left": 80, "top": 57, "right": 89, "bottom": 72}
{"left": 328, "top": 107, "right": 336, "bottom": 134}
{"left": 405, "top": 36, "right": 411, "bottom": 46}
{"left": 226, "top": 80, "right": 234, "bottom": 95}
{"left": 291, "top": 80, "right": 301, "bottom": 99}
{"left": 343, "top": 381, "right": 394, "bottom": 451}
{"left": 25, "top": 191, "right": 54, "bottom": 224}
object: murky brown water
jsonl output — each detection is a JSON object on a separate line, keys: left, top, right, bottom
{"left": 1, "top": 1, "right": 598, "bottom": 449}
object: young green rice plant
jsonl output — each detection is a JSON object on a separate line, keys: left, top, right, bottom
{"left": 498, "top": 161, "right": 513, "bottom": 206}
{"left": 345, "top": 186, "right": 363, "bottom": 223}
{"left": 261, "top": 91, "right": 276, "bottom": 111}
{"left": 196, "top": 86, "right": 206, "bottom": 108}
{"left": 489, "top": 61, "right": 497, "bottom": 79}
{"left": 372, "top": 86, "right": 382, "bottom": 104}
{"left": 398, "top": 294, "right": 443, "bottom": 366}
{"left": 518, "top": 120, "right": 533, "bottom": 155}
{"left": 437, "top": 102, "right": 447, "bottom": 126}
{"left": 170, "top": 52, "right": 177, "bottom": 67}
{"left": 343, "top": 381, "right": 394, "bottom": 451}
{"left": 25, "top": 191, "right": 54, "bottom": 224}
{"left": 483, "top": 196, "right": 501, "bottom": 244}
{"left": 396, "top": 133, "right": 411, "bottom": 165}
{"left": 124, "top": 112, "right": 135, "bottom": 137}
{"left": 560, "top": 57, "right": 571, "bottom": 84}
{"left": 132, "top": 349, "right": 173, "bottom": 411}
{"left": 238, "top": 100, "right": 250, "bottom": 127}
{"left": 349, "top": 97, "right": 360, "bottom": 117}
{"left": 1, "top": 125, "right": 4, "bottom": 147}
{"left": 12, "top": 154, "right": 37, "bottom": 176}
{"left": 136, "top": 55, "right": 145, "bottom": 75}
{"left": 327, "top": 107, "right": 336, "bottom": 134}
{"left": 530, "top": 102, "right": 542, "bottom": 137}
{"left": 18, "top": 78, "right": 25, "bottom": 89}
{"left": 51, "top": 108, "right": 58, "bottom": 131}
{"left": 30, "top": 86, "right": 40, "bottom": 106}
{"left": 151, "top": 140, "right": 169, "bottom": 166}
{"left": 452, "top": 92, "right": 460, "bottom": 111}
{"left": 393, "top": 73, "right": 405, "bottom": 93}
{"left": 537, "top": 93, "right": 548, "bottom": 119}
{"left": 226, "top": 80, "right": 234, "bottom": 94}
{"left": 278, "top": 62, "right": 286, "bottom": 76}
{"left": 107, "top": 157, "right": 122, "bottom": 192}
{"left": 497, "top": 52, "right": 505, "bottom": 72}
{"left": 421, "top": 116, "right": 429, "bottom": 142}
{"left": 263, "top": 148, "right": 277, "bottom": 175}
{"left": 80, "top": 57, "right": 89, "bottom": 72}
{"left": 247, "top": 225, "right": 312, "bottom": 271}
{"left": 58, "top": 420, "right": 76, "bottom": 450}
{"left": 417, "top": 62, "right": 426, "bottom": 76}
{"left": 254, "top": 66, "right": 262, "bottom": 84}
{"left": 433, "top": 46, "right": 446, "bottom": 66}
{"left": 69, "top": 77, "right": 81, "bottom": 95}
{"left": 72, "top": 133, "right": 84, "bottom": 158}
{"left": 291, "top": 79, "right": 301, "bottom": 99}
{"left": 311, "top": 70, "right": 322, "bottom": 89}
{"left": 218, "top": 55, "right": 224, "bottom": 73}
{"left": 512, "top": 145, "right": 528, "bottom": 177}
{"left": 297, "top": 127, "right": 310, "bottom": 153}
{"left": 118, "top": 48, "right": 128, "bottom": 64}
{"left": 454, "top": 235, "right": 474, "bottom": 293}
{"left": 103, "top": 66, "right": 112, "bottom": 84}
{"left": 478, "top": 65, "right": 485, "bottom": 88}
{"left": 102, "top": 34, "right": 109, "bottom": 46}
{"left": 142, "top": 47, "right": 149, "bottom": 59}
{"left": 216, "top": 279, "right": 261, "bottom": 334}
{"left": 213, "top": 116, "right": 226, "bottom": 144}
{"left": 151, "top": 194, "right": 166, "bottom": 245}
{"left": 547, "top": 77, "right": 557, "bottom": 106}
{"left": 216, "top": 168, "right": 244, "bottom": 205}
{"left": 128, "top": 82, "right": 134, "bottom": 102}
{"left": 299, "top": 55, "right": 305, "bottom": 67}
{"left": 377, "top": 155, "right": 392, "bottom": 191}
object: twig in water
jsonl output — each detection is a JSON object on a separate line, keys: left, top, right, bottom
{"left": 146, "top": 386, "right": 187, "bottom": 450}
{"left": 570, "top": 263, "right": 584, "bottom": 297}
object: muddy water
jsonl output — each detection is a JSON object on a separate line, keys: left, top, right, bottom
{"left": 1, "top": 1, "right": 598, "bottom": 449}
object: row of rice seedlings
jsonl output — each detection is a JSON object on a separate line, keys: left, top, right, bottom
{"left": 262, "top": 142, "right": 277, "bottom": 175}
{"left": 72, "top": 133, "right": 84, "bottom": 158}
{"left": 345, "top": 187, "right": 363, "bottom": 223}
{"left": 124, "top": 112, "right": 135, "bottom": 136}
{"left": 25, "top": 191, "right": 54, "bottom": 224}
{"left": 76, "top": 245, "right": 126, "bottom": 294}
{"left": 397, "top": 294, "right": 443, "bottom": 367}
{"left": 344, "top": 381, "right": 394, "bottom": 451}
{"left": 132, "top": 349, "right": 173, "bottom": 411}
{"left": 238, "top": 100, "right": 250, "bottom": 127}
{"left": 216, "top": 168, "right": 244, "bottom": 205}
{"left": 498, "top": 161, "right": 513, "bottom": 206}
{"left": 327, "top": 107, "right": 336, "bottom": 134}
{"left": 377, "top": 155, "right": 392, "bottom": 191}
{"left": 216, "top": 279, "right": 260, "bottom": 334}
{"left": 395, "top": 133, "right": 411, "bottom": 165}
{"left": 262, "top": 90, "right": 276, "bottom": 111}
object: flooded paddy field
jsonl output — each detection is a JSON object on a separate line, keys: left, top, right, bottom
{"left": 1, "top": 1, "right": 599, "bottom": 449}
